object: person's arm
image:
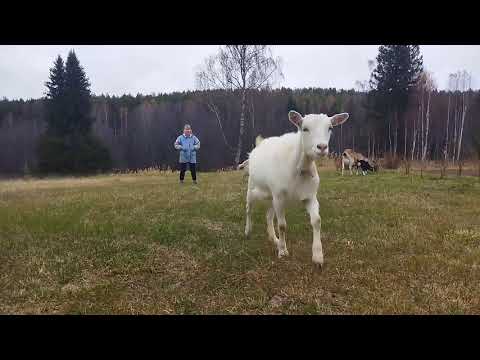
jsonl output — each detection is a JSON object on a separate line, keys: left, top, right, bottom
{"left": 174, "top": 137, "right": 182, "bottom": 150}
{"left": 193, "top": 136, "right": 200, "bottom": 150}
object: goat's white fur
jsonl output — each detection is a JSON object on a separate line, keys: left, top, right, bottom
{"left": 244, "top": 110, "right": 349, "bottom": 266}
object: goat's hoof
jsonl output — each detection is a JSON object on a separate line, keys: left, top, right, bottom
{"left": 312, "top": 256, "right": 324, "bottom": 269}
{"left": 278, "top": 249, "right": 289, "bottom": 258}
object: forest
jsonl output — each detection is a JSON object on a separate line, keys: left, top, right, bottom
{"left": 1, "top": 45, "right": 479, "bottom": 175}
{"left": 1, "top": 87, "right": 479, "bottom": 174}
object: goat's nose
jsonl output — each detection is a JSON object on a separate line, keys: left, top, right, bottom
{"left": 317, "top": 144, "right": 328, "bottom": 151}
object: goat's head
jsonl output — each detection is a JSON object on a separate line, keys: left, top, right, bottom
{"left": 288, "top": 110, "right": 349, "bottom": 159}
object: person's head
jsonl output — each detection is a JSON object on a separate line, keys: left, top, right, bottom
{"left": 183, "top": 124, "right": 192, "bottom": 137}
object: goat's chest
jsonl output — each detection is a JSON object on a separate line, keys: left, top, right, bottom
{"left": 290, "top": 171, "right": 319, "bottom": 200}
{"left": 343, "top": 157, "right": 354, "bottom": 165}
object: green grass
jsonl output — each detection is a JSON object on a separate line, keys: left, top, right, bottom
{"left": 1, "top": 170, "right": 479, "bottom": 314}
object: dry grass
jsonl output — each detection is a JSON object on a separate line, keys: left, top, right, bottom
{"left": 1, "top": 168, "right": 479, "bottom": 314}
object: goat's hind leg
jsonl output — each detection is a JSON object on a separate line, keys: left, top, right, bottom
{"left": 245, "top": 187, "right": 268, "bottom": 238}
{"left": 245, "top": 188, "right": 254, "bottom": 237}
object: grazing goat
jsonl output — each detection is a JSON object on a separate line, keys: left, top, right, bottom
{"left": 244, "top": 110, "right": 349, "bottom": 267}
{"left": 356, "top": 159, "right": 374, "bottom": 175}
{"left": 334, "top": 154, "right": 343, "bottom": 172}
{"left": 342, "top": 149, "right": 377, "bottom": 175}
{"left": 342, "top": 149, "right": 366, "bottom": 175}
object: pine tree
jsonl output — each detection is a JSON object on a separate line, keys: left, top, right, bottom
{"left": 37, "top": 50, "right": 111, "bottom": 174}
{"left": 369, "top": 45, "right": 423, "bottom": 156}
{"left": 44, "top": 55, "right": 66, "bottom": 135}
{"left": 64, "top": 50, "right": 93, "bottom": 135}
{"left": 45, "top": 55, "right": 65, "bottom": 100}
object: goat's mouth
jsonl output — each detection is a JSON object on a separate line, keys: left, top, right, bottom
{"left": 313, "top": 149, "right": 328, "bottom": 158}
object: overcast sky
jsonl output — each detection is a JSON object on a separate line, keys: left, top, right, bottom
{"left": 1, "top": 45, "right": 479, "bottom": 100}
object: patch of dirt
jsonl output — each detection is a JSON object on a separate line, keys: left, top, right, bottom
{"left": 269, "top": 294, "right": 287, "bottom": 308}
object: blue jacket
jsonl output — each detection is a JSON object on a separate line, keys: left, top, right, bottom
{"left": 174, "top": 134, "right": 201, "bottom": 163}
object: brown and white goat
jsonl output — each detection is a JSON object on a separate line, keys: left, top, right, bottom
{"left": 342, "top": 149, "right": 368, "bottom": 176}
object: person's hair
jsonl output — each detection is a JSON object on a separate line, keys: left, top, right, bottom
{"left": 184, "top": 124, "right": 192, "bottom": 130}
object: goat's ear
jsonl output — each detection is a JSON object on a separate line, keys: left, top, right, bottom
{"left": 331, "top": 113, "right": 349, "bottom": 127}
{"left": 288, "top": 110, "right": 303, "bottom": 127}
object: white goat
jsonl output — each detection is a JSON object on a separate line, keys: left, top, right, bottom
{"left": 244, "top": 110, "right": 349, "bottom": 267}
{"left": 237, "top": 137, "right": 264, "bottom": 174}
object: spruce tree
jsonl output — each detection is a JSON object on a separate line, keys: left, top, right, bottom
{"left": 44, "top": 55, "right": 66, "bottom": 135}
{"left": 37, "top": 51, "right": 112, "bottom": 174}
{"left": 370, "top": 45, "right": 423, "bottom": 108}
{"left": 64, "top": 50, "right": 93, "bottom": 135}
{"left": 45, "top": 55, "right": 65, "bottom": 99}
{"left": 369, "top": 45, "right": 423, "bottom": 156}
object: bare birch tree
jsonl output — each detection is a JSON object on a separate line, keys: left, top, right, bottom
{"left": 443, "top": 74, "right": 456, "bottom": 161}
{"left": 411, "top": 98, "right": 418, "bottom": 161}
{"left": 416, "top": 71, "right": 436, "bottom": 162}
{"left": 452, "top": 73, "right": 459, "bottom": 163}
{"left": 196, "top": 45, "right": 283, "bottom": 165}
{"left": 447, "top": 70, "right": 472, "bottom": 164}
{"left": 456, "top": 70, "right": 472, "bottom": 162}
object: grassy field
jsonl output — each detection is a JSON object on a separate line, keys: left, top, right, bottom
{"left": 1, "top": 168, "right": 480, "bottom": 314}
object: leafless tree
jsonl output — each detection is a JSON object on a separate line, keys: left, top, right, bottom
{"left": 443, "top": 73, "right": 456, "bottom": 161}
{"left": 447, "top": 70, "right": 472, "bottom": 164}
{"left": 451, "top": 72, "right": 460, "bottom": 163}
{"left": 356, "top": 59, "right": 376, "bottom": 158}
{"left": 417, "top": 71, "right": 436, "bottom": 162}
{"left": 456, "top": 70, "right": 472, "bottom": 163}
{"left": 411, "top": 96, "right": 418, "bottom": 161}
{"left": 196, "top": 45, "right": 283, "bottom": 165}
{"left": 196, "top": 90, "right": 236, "bottom": 152}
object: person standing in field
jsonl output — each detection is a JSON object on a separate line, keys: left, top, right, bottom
{"left": 174, "top": 124, "right": 201, "bottom": 184}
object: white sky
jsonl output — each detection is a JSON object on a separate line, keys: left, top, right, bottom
{"left": 1, "top": 45, "right": 479, "bottom": 100}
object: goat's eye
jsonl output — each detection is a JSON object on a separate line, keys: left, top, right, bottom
{"left": 303, "top": 128, "right": 309, "bottom": 132}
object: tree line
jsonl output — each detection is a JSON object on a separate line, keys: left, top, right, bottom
{"left": 1, "top": 86, "right": 479, "bottom": 175}
{"left": 1, "top": 45, "right": 479, "bottom": 176}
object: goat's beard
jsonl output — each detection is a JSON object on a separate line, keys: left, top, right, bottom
{"left": 304, "top": 150, "right": 318, "bottom": 160}
{"left": 310, "top": 149, "right": 328, "bottom": 159}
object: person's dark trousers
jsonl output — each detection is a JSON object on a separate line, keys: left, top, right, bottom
{"left": 179, "top": 163, "right": 197, "bottom": 181}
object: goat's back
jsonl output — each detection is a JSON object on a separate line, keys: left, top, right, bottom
{"left": 343, "top": 149, "right": 366, "bottom": 161}
{"left": 248, "top": 132, "right": 300, "bottom": 189}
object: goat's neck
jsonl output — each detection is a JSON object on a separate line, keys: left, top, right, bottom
{"left": 295, "top": 134, "right": 314, "bottom": 175}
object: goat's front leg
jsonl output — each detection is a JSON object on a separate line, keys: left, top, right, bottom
{"left": 266, "top": 206, "right": 279, "bottom": 246}
{"left": 304, "top": 197, "right": 323, "bottom": 267}
{"left": 272, "top": 195, "right": 288, "bottom": 258}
